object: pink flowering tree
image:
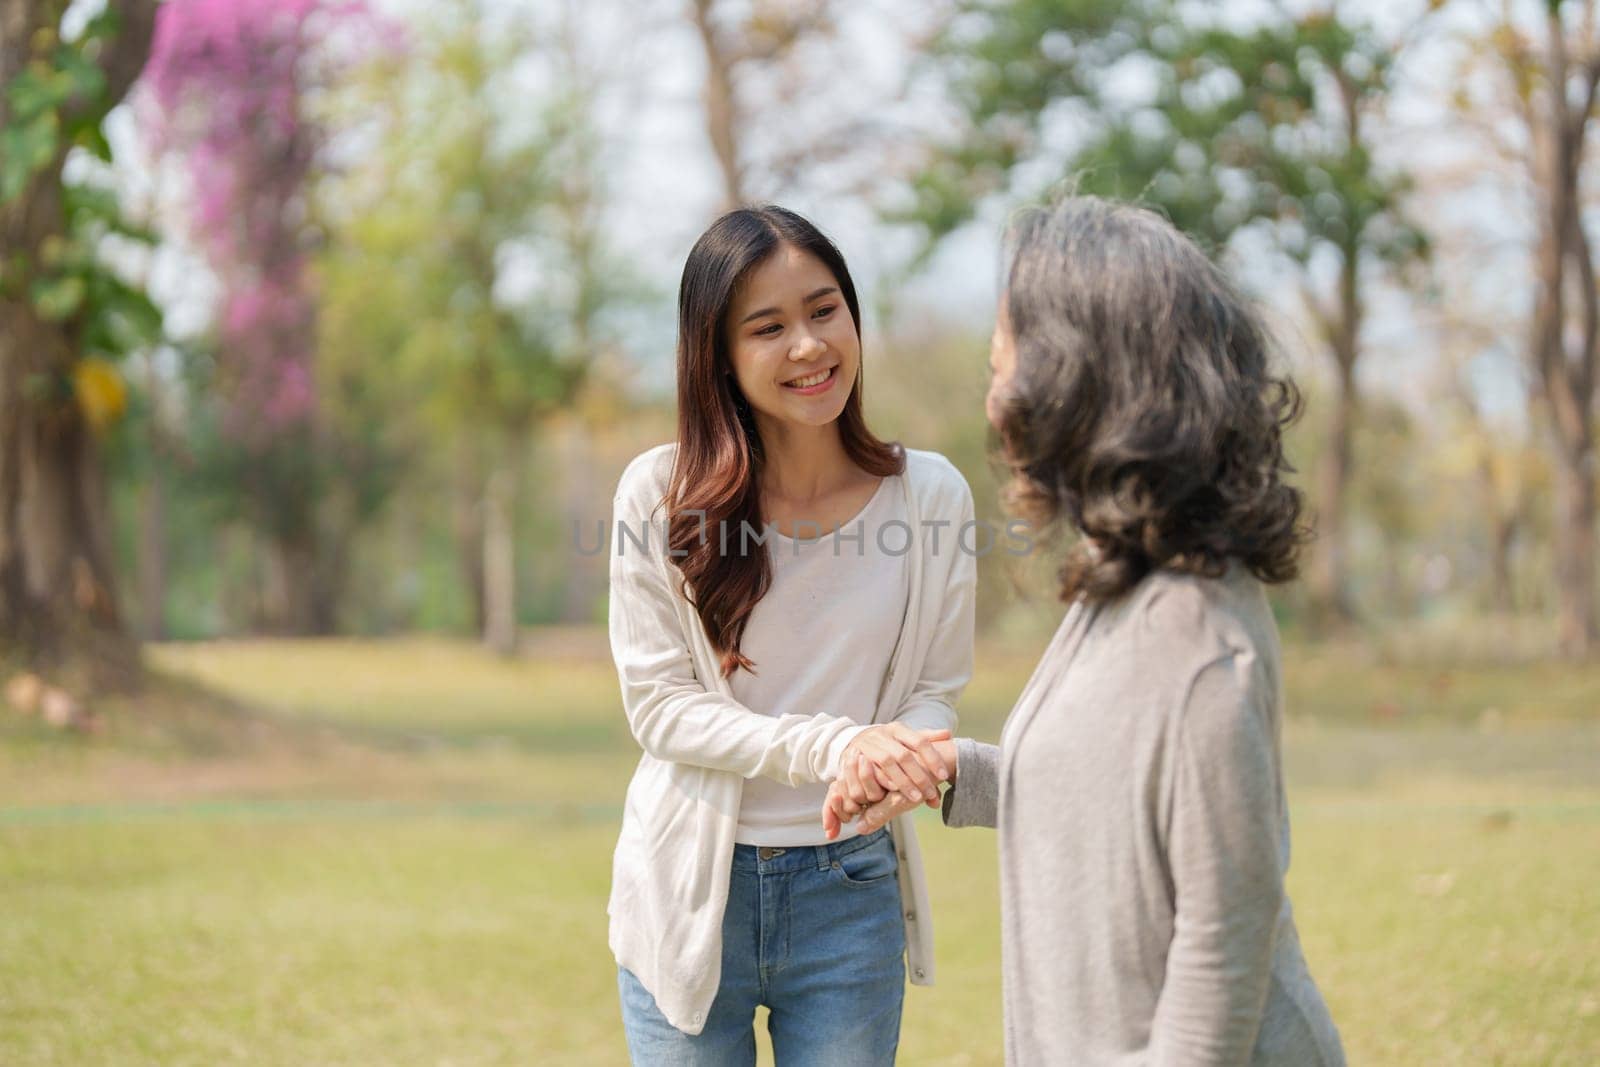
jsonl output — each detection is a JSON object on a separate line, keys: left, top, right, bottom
{"left": 140, "top": 0, "right": 394, "bottom": 632}
{"left": 143, "top": 0, "right": 333, "bottom": 443}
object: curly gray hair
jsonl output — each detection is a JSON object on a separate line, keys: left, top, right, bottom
{"left": 991, "top": 195, "right": 1310, "bottom": 603}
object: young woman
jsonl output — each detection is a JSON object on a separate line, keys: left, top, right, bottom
{"left": 606, "top": 205, "right": 975, "bottom": 1064}
{"left": 829, "top": 196, "right": 1348, "bottom": 1066}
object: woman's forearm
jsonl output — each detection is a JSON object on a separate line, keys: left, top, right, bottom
{"left": 941, "top": 738, "right": 999, "bottom": 829}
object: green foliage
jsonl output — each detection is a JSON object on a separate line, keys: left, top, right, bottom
{"left": 0, "top": 14, "right": 114, "bottom": 203}
{"left": 2, "top": 10, "right": 119, "bottom": 205}
{"left": 892, "top": 0, "right": 1148, "bottom": 242}
{"left": 902, "top": 2, "right": 1429, "bottom": 278}
{"left": 1, "top": 8, "right": 163, "bottom": 370}
{"left": 318, "top": 4, "right": 631, "bottom": 446}
{"left": 45, "top": 185, "right": 163, "bottom": 348}
{"left": 300, "top": 0, "right": 645, "bottom": 634}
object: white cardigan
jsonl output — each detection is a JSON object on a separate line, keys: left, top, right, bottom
{"left": 606, "top": 442, "right": 976, "bottom": 1035}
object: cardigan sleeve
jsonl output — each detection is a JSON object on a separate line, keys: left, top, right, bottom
{"left": 1147, "top": 652, "right": 1283, "bottom": 1065}
{"left": 940, "top": 738, "right": 999, "bottom": 829}
{"left": 607, "top": 455, "right": 869, "bottom": 786}
{"left": 890, "top": 470, "right": 975, "bottom": 736}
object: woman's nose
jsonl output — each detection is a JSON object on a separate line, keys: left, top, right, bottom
{"left": 790, "top": 332, "right": 827, "bottom": 359}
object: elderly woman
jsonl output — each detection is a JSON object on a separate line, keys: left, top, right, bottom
{"left": 827, "top": 196, "right": 1347, "bottom": 1066}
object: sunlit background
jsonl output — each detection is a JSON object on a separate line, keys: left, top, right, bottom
{"left": 2, "top": 0, "right": 1598, "bottom": 1063}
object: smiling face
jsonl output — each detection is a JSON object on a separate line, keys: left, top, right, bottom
{"left": 724, "top": 242, "right": 860, "bottom": 432}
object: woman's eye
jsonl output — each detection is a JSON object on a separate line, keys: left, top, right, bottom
{"left": 755, "top": 323, "right": 781, "bottom": 336}
{"left": 814, "top": 305, "right": 835, "bottom": 319}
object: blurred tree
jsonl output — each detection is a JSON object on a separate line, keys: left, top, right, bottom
{"left": 686, "top": 0, "right": 856, "bottom": 209}
{"left": 1438, "top": 397, "right": 1549, "bottom": 616}
{"left": 320, "top": 0, "right": 632, "bottom": 654}
{"left": 1350, "top": 396, "right": 1425, "bottom": 615}
{"left": 865, "top": 320, "right": 1016, "bottom": 629}
{"left": 0, "top": 2, "right": 161, "bottom": 688}
{"left": 140, "top": 0, "right": 393, "bottom": 635}
{"left": 1423, "top": 298, "right": 1549, "bottom": 619}
{"left": 897, "top": 2, "right": 1431, "bottom": 628}
{"left": 1456, "top": 0, "right": 1600, "bottom": 657}
{"left": 111, "top": 344, "right": 186, "bottom": 641}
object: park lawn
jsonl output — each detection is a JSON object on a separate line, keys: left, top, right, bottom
{"left": 1, "top": 633, "right": 1596, "bottom": 1064}
{"left": 146, "top": 633, "right": 628, "bottom": 750}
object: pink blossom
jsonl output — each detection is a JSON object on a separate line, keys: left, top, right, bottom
{"left": 138, "top": 0, "right": 397, "bottom": 446}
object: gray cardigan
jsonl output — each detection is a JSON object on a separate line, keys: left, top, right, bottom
{"left": 943, "top": 564, "right": 1346, "bottom": 1066}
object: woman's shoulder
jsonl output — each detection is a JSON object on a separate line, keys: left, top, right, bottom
{"left": 900, "top": 446, "right": 964, "bottom": 482}
{"left": 614, "top": 443, "right": 678, "bottom": 501}
{"left": 900, "top": 447, "right": 973, "bottom": 509}
{"left": 1097, "top": 564, "right": 1279, "bottom": 687}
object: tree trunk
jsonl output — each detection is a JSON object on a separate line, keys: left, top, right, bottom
{"left": 481, "top": 437, "right": 522, "bottom": 657}
{"left": 1525, "top": 8, "right": 1599, "bottom": 658}
{"left": 309, "top": 525, "right": 346, "bottom": 636}
{"left": 1553, "top": 435, "right": 1596, "bottom": 657}
{"left": 223, "top": 525, "right": 261, "bottom": 635}
{"left": 1308, "top": 242, "right": 1362, "bottom": 629}
{"left": 134, "top": 352, "right": 170, "bottom": 641}
{"left": 234, "top": 451, "right": 342, "bottom": 637}
{"left": 1309, "top": 367, "right": 1355, "bottom": 626}
{"left": 453, "top": 442, "right": 486, "bottom": 634}
{"left": 0, "top": 0, "right": 158, "bottom": 689}
{"left": 1488, "top": 506, "right": 1517, "bottom": 616}
{"left": 136, "top": 455, "right": 168, "bottom": 641}
{"left": 0, "top": 341, "right": 137, "bottom": 688}
{"left": 260, "top": 530, "right": 320, "bottom": 635}
{"left": 561, "top": 421, "right": 599, "bottom": 623}
{"left": 690, "top": 0, "right": 745, "bottom": 210}
{"left": 1306, "top": 73, "right": 1368, "bottom": 631}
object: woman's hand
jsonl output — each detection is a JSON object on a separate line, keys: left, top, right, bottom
{"left": 822, "top": 780, "right": 929, "bottom": 839}
{"left": 823, "top": 734, "right": 959, "bottom": 840}
{"left": 839, "top": 723, "right": 953, "bottom": 808}
{"left": 857, "top": 789, "right": 926, "bottom": 834}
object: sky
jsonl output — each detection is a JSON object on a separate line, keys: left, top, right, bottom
{"left": 92, "top": 0, "right": 1548, "bottom": 427}
{"left": 629, "top": 0, "right": 1559, "bottom": 428}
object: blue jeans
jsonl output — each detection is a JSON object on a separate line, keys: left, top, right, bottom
{"left": 618, "top": 827, "right": 907, "bottom": 1066}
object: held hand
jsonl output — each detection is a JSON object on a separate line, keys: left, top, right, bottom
{"left": 839, "top": 724, "right": 953, "bottom": 809}
{"left": 821, "top": 776, "right": 859, "bottom": 842}
{"left": 822, "top": 736, "right": 959, "bottom": 840}
{"left": 854, "top": 789, "right": 927, "bottom": 835}
{"left": 820, "top": 779, "right": 938, "bottom": 840}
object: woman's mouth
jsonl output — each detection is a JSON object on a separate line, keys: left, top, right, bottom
{"left": 782, "top": 366, "right": 837, "bottom": 395}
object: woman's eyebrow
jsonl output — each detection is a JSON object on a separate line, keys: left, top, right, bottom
{"left": 737, "top": 287, "right": 839, "bottom": 325}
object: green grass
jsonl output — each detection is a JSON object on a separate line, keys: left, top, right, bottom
{"left": 148, "top": 634, "right": 627, "bottom": 750}
{"left": 1285, "top": 642, "right": 1600, "bottom": 727}
{"left": 2, "top": 632, "right": 1597, "bottom": 1065}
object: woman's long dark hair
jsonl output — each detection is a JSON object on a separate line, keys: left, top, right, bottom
{"left": 667, "top": 206, "right": 903, "bottom": 677}
{"left": 992, "top": 195, "right": 1309, "bottom": 604}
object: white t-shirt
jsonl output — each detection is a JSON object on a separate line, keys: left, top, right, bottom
{"left": 607, "top": 442, "right": 975, "bottom": 1031}
{"left": 731, "top": 474, "right": 910, "bottom": 846}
